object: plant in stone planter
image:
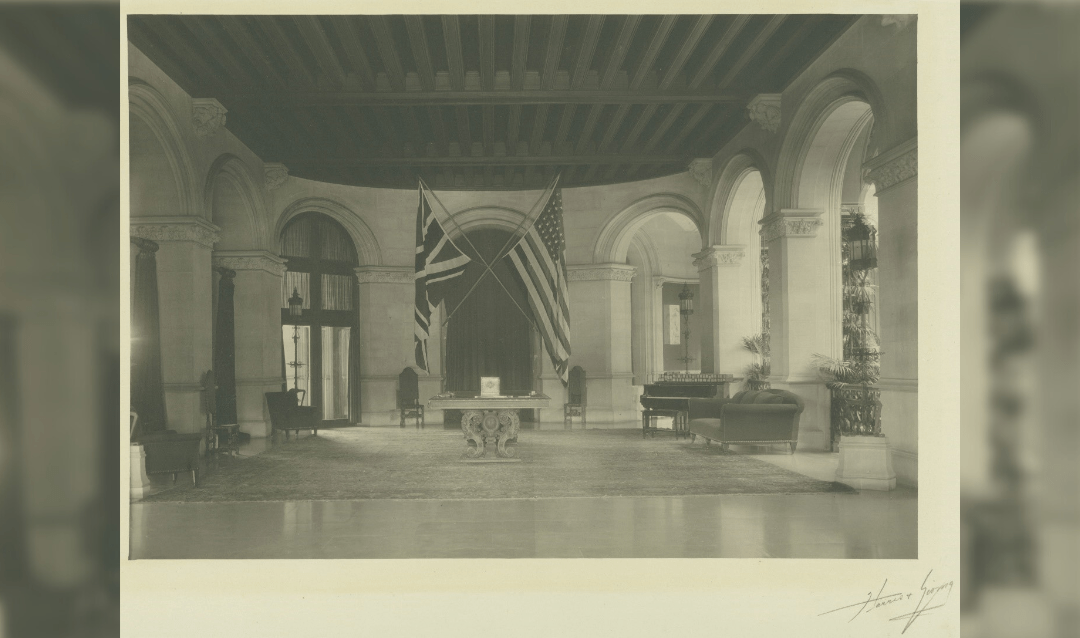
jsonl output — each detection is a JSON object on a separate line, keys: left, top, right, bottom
{"left": 741, "top": 333, "right": 771, "bottom": 391}
{"left": 816, "top": 211, "right": 883, "bottom": 444}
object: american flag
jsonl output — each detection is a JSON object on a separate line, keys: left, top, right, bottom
{"left": 414, "top": 183, "right": 470, "bottom": 371}
{"left": 503, "top": 187, "right": 571, "bottom": 384}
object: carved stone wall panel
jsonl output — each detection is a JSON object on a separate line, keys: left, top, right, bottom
{"left": 693, "top": 245, "right": 746, "bottom": 270}
{"left": 355, "top": 267, "right": 414, "bottom": 285}
{"left": 212, "top": 251, "right": 287, "bottom": 276}
{"left": 130, "top": 217, "right": 221, "bottom": 248}
{"left": 759, "top": 210, "right": 824, "bottom": 243}
{"left": 566, "top": 265, "right": 636, "bottom": 282}
{"left": 863, "top": 140, "right": 918, "bottom": 193}
{"left": 192, "top": 98, "right": 227, "bottom": 137}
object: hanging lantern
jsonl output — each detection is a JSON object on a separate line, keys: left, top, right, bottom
{"left": 288, "top": 287, "right": 304, "bottom": 317}
{"left": 679, "top": 283, "right": 695, "bottom": 315}
{"left": 846, "top": 216, "right": 878, "bottom": 271}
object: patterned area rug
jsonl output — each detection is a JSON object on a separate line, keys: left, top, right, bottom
{"left": 143, "top": 428, "right": 854, "bottom": 502}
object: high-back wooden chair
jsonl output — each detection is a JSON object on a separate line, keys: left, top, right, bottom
{"left": 564, "top": 366, "right": 587, "bottom": 429}
{"left": 397, "top": 367, "right": 424, "bottom": 429}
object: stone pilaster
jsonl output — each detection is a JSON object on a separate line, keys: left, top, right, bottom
{"left": 759, "top": 209, "right": 833, "bottom": 450}
{"left": 864, "top": 138, "right": 919, "bottom": 485}
{"left": 567, "top": 264, "right": 636, "bottom": 423}
{"left": 694, "top": 245, "right": 756, "bottom": 377}
{"left": 131, "top": 217, "right": 220, "bottom": 434}
{"left": 354, "top": 266, "right": 426, "bottom": 426}
{"left": 212, "top": 250, "right": 286, "bottom": 437}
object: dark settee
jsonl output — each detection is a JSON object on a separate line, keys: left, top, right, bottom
{"left": 137, "top": 430, "right": 204, "bottom": 485}
{"left": 686, "top": 389, "right": 804, "bottom": 454}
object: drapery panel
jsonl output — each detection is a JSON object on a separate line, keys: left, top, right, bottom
{"left": 130, "top": 237, "right": 167, "bottom": 435}
{"left": 213, "top": 267, "right": 238, "bottom": 425}
{"left": 444, "top": 229, "right": 536, "bottom": 398}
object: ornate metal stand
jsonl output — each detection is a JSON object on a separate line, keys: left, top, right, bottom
{"left": 461, "top": 409, "right": 520, "bottom": 459}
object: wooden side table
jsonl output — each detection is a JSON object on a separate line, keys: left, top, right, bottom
{"left": 642, "top": 409, "right": 684, "bottom": 439}
{"left": 208, "top": 423, "right": 241, "bottom": 457}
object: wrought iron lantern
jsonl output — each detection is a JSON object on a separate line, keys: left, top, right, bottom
{"left": 678, "top": 283, "right": 695, "bottom": 315}
{"left": 288, "top": 287, "right": 304, "bottom": 317}
{"left": 845, "top": 216, "right": 878, "bottom": 271}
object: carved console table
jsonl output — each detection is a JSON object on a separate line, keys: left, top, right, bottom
{"left": 427, "top": 394, "right": 550, "bottom": 461}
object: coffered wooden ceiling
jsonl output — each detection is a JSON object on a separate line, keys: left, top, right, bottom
{"left": 128, "top": 15, "right": 857, "bottom": 190}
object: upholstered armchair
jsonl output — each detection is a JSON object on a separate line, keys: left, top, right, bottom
{"left": 564, "top": 366, "right": 587, "bottom": 429}
{"left": 687, "top": 389, "right": 804, "bottom": 454}
{"left": 266, "top": 389, "right": 319, "bottom": 438}
{"left": 137, "top": 429, "right": 205, "bottom": 485}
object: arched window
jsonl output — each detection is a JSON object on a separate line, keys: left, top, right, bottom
{"left": 280, "top": 213, "right": 359, "bottom": 425}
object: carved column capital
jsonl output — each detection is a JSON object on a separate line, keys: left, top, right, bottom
{"left": 693, "top": 245, "right": 747, "bottom": 270}
{"left": 747, "top": 94, "right": 782, "bottom": 133}
{"left": 192, "top": 98, "right": 227, "bottom": 137}
{"left": 212, "top": 250, "right": 287, "bottom": 276}
{"left": 688, "top": 158, "right": 713, "bottom": 188}
{"left": 130, "top": 236, "right": 159, "bottom": 254}
{"left": 863, "top": 139, "right": 917, "bottom": 193}
{"left": 130, "top": 216, "right": 221, "bottom": 248}
{"left": 264, "top": 163, "right": 289, "bottom": 191}
{"left": 566, "top": 263, "right": 636, "bottom": 282}
{"left": 759, "top": 209, "right": 824, "bottom": 243}
{"left": 354, "top": 266, "right": 413, "bottom": 285}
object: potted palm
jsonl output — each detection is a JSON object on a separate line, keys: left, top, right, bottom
{"left": 741, "top": 333, "right": 771, "bottom": 391}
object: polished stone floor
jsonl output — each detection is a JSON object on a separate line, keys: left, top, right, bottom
{"left": 130, "top": 424, "right": 917, "bottom": 559}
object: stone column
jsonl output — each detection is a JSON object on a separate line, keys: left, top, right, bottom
{"left": 130, "top": 216, "right": 219, "bottom": 435}
{"left": 567, "top": 264, "right": 636, "bottom": 423}
{"left": 212, "top": 250, "right": 287, "bottom": 438}
{"left": 865, "top": 139, "right": 918, "bottom": 484}
{"left": 355, "top": 266, "right": 428, "bottom": 426}
{"left": 759, "top": 208, "right": 833, "bottom": 450}
{"left": 694, "top": 245, "right": 755, "bottom": 377}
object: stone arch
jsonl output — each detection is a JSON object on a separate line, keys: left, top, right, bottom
{"left": 128, "top": 79, "right": 200, "bottom": 218}
{"left": 593, "top": 194, "right": 703, "bottom": 264}
{"left": 205, "top": 154, "right": 269, "bottom": 251}
{"left": 275, "top": 197, "right": 382, "bottom": 266}
{"left": 774, "top": 69, "right": 889, "bottom": 211}
{"left": 710, "top": 149, "right": 773, "bottom": 246}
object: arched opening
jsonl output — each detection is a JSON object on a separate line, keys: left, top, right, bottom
{"left": 279, "top": 212, "right": 360, "bottom": 426}
{"left": 442, "top": 228, "right": 538, "bottom": 426}
{"left": 622, "top": 211, "right": 703, "bottom": 383}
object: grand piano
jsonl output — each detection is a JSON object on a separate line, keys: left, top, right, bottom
{"left": 640, "top": 373, "right": 734, "bottom": 439}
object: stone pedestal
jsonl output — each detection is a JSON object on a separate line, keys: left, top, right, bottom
{"left": 835, "top": 435, "right": 897, "bottom": 490}
{"left": 130, "top": 443, "right": 151, "bottom": 500}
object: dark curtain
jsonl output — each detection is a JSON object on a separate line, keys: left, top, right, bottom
{"left": 349, "top": 279, "right": 362, "bottom": 422}
{"left": 213, "top": 268, "right": 238, "bottom": 425}
{"left": 445, "top": 229, "right": 536, "bottom": 397}
{"left": 130, "top": 237, "right": 167, "bottom": 435}
{"left": 0, "top": 315, "right": 26, "bottom": 581}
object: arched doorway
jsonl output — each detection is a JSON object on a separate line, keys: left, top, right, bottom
{"left": 279, "top": 212, "right": 360, "bottom": 426}
{"left": 442, "top": 228, "right": 538, "bottom": 426}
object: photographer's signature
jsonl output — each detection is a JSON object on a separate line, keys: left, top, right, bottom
{"left": 819, "top": 569, "right": 954, "bottom": 634}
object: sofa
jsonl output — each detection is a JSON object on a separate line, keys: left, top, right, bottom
{"left": 686, "top": 389, "right": 804, "bottom": 454}
{"left": 137, "top": 430, "right": 204, "bottom": 485}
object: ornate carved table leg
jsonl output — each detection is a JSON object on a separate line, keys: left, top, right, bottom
{"left": 494, "top": 409, "right": 520, "bottom": 458}
{"left": 461, "top": 410, "right": 486, "bottom": 458}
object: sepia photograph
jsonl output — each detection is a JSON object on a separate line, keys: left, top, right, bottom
{"left": 125, "top": 11, "right": 919, "bottom": 562}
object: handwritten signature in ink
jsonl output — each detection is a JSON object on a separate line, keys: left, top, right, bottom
{"left": 819, "top": 569, "right": 954, "bottom": 634}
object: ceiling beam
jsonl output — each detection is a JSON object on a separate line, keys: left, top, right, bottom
{"left": 511, "top": 16, "right": 531, "bottom": 91}
{"left": 629, "top": 15, "right": 678, "bottom": 89}
{"left": 215, "top": 17, "right": 289, "bottom": 90}
{"left": 479, "top": 15, "right": 496, "bottom": 92}
{"left": 258, "top": 17, "right": 317, "bottom": 88}
{"left": 642, "top": 103, "right": 687, "bottom": 151}
{"left": 326, "top": 17, "right": 375, "bottom": 90}
{"left": 426, "top": 106, "right": 449, "bottom": 153}
{"left": 596, "top": 104, "right": 631, "bottom": 152}
{"left": 295, "top": 17, "right": 347, "bottom": 89}
{"left": 482, "top": 105, "right": 495, "bottom": 154}
{"left": 619, "top": 104, "right": 658, "bottom": 152}
{"left": 403, "top": 16, "right": 436, "bottom": 92}
{"left": 139, "top": 19, "right": 229, "bottom": 90}
{"left": 506, "top": 105, "right": 523, "bottom": 152}
{"left": 368, "top": 16, "right": 406, "bottom": 92}
{"left": 541, "top": 16, "right": 569, "bottom": 90}
{"left": 529, "top": 104, "right": 550, "bottom": 154}
{"left": 688, "top": 15, "right": 752, "bottom": 89}
{"left": 661, "top": 103, "right": 715, "bottom": 154}
{"left": 441, "top": 16, "right": 465, "bottom": 91}
{"left": 215, "top": 89, "right": 747, "bottom": 106}
{"left": 659, "top": 15, "right": 714, "bottom": 89}
{"left": 289, "top": 154, "right": 689, "bottom": 167}
{"left": 715, "top": 15, "right": 787, "bottom": 91}
{"left": 571, "top": 16, "right": 605, "bottom": 89}
{"left": 553, "top": 105, "right": 576, "bottom": 150}
{"left": 454, "top": 106, "right": 472, "bottom": 149}
{"left": 600, "top": 15, "right": 641, "bottom": 88}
